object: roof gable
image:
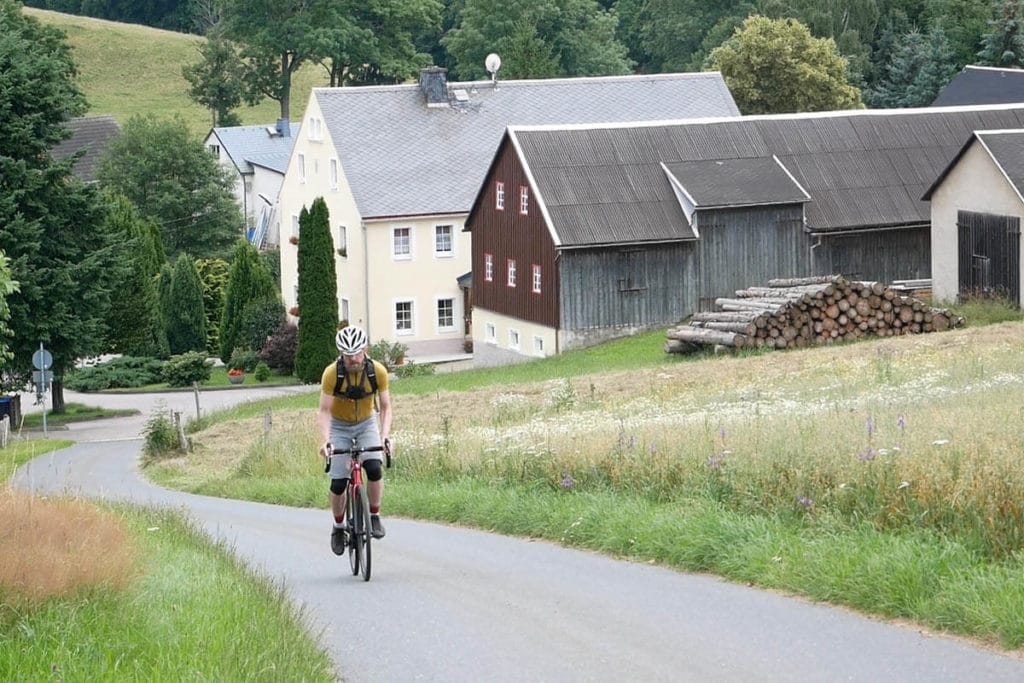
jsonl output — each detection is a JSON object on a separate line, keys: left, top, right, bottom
{"left": 51, "top": 115, "right": 121, "bottom": 183}
{"left": 208, "top": 122, "right": 301, "bottom": 175}
{"left": 315, "top": 71, "right": 741, "bottom": 219}
{"left": 508, "top": 104, "right": 1024, "bottom": 241}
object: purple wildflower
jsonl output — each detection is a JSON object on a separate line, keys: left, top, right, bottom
{"left": 707, "top": 454, "right": 724, "bottom": 471}
{"left": 866, "top": 415, "right": 875, "bottom": 437}
{"left": 858, "top": 447, "right": 876, "bottom": 462}
{"left": 897, "top": 414, "right": 906, "bottom": 430}
{"left": 797, "top": 496, "right": 814, "bottom": 509}
{"left": 560, "top": 472, "right": 575, "bottom": 489}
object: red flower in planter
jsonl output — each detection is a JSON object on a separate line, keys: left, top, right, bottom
{"left": 288, "top": 306, "right": 299, "bottom": 316}
{"left": 227, "top": 368, "right": 244, "bottom": 377}
{"left": 289, "top": 235, "right": 299, "bottom": 245}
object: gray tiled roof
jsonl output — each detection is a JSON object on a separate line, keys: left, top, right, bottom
{"left": 931, "top": 66, "right": 1024, "bottom": 107}
{"left": 977, "top": 130, "right": 1024, "bottom": 197}
{"left": 509, "top": 104, "right": 1024, "bottom": 246}
{"left": 316, "top": 71, "right": 740, "bottom": 219}
{"left": 209, "top": 122, "right": 301, "bottom": 175}
{"left": 51, "top": 115, "right": 121, "bottom": 183}
{"left": 663, "top": 157, "right": 809, "bottom": 208}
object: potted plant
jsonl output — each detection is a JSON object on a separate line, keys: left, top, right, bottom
{"left": 227, "top": 367, "right": 245, "bottom": 384}
{"left": 289, "top": 235, "right": 299, "bottom": 245}
{"left": 288, "top": 306, "right": 299, "bottom": 316}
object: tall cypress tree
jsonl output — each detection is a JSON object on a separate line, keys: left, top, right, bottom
{"left": 293, "top": 197, "right": 338, "bottom": 384}
{"left": 167, "top": 255, "right": 207, "bottom": 355}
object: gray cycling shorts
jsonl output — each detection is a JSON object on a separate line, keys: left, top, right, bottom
{"left": 327, "top": 415, "right": 382, "bottom": 479}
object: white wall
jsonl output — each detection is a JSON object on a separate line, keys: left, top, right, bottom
{"left": 930, "top": 141, "right": 1024, "bottom": 303}
{"left": 471, "top": 307, "right": 557, "bottom": 367}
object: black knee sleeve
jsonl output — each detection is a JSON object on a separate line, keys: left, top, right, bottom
{"left": 330, "top": 478, "right": 348, "bottom": 495}
{"left": 364, "top": 459, "right": 383, "bottom": 482}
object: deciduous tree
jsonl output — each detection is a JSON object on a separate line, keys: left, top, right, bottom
{"left": 708, "top": 15, "right": 863, "bottom": 114}
{"left": 97, "top": 113, "right": 242, "bottom": 259}
{"left": 442, "top": 0, "right": 632, "bottom": 79}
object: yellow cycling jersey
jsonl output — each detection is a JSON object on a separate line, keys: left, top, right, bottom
{"left": 320, "top": 359, "right": 389, "bottom": 423}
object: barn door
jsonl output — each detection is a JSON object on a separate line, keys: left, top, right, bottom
{"left": 957, "top": 211, "right": 1021, "bottom": 306}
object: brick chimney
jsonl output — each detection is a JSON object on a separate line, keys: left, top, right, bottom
{"left": 419, "top": 66, "right": 449, "bottom": 108}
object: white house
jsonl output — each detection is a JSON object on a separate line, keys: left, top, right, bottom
{"left": 923, "top": 129, "right": 1023, "bottom": 307}
{"left": 204, "top": 120, "right": 300, "bottom": 248}
{"left": 277, "top": 68, "right": 741, "bottom": 358}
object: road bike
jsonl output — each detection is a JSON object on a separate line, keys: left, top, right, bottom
{"left": 325, "top": 440, "right": 390, "bottom": 581}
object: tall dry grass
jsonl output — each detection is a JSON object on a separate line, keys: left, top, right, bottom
{"left": 0, "top": 491, "right": 137, "bottom": 607}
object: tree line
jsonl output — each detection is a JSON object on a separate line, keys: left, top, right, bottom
{"left": 23, "top": 0, "right": 1024, "bottom": 121}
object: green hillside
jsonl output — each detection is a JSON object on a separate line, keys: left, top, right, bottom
{"left": 25, "top": 7, "right": 329, "bottom": 139}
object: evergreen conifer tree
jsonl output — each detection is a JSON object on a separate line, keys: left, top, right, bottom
{"left": 219, "top": 241, "right": 277, "bottom": 361}
{"left": 167, "top": 255, "right": 208, "bottom": 355}
{"left": 978, "top": 0, "right": 1024, "bottom": 67}
{"left": 294, "top": 198, "right": 338, "bottom": 384}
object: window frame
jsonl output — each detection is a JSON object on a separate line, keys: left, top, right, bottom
{"left": 495, "top": 181, "right": 505, "bottom": 211}
{"left": 519, "top": 185, "right": 529, "bottom": 215}
{"left": 434, "top": 224, "right": 454, "bottom": 258}
{"left": 507, "top": 259, "right": 516, "bottom": 288}
{"left": 531, "top": 264, "right": 542, "bottom": 294}
{"left": 394, "top": 299, "right": 414, "bottom": 336}
{"left": 484, "top": 253, "right": 494, "bottom": 282}
{"left": 392, "top": 226, "right": 412, "bottom": 260}
{"left": 436, "top": 297, "right": 455, "bottom": 332}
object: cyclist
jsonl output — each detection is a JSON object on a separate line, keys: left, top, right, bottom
{"left": 318, "top": 325, "right": 392, "bottom": 555}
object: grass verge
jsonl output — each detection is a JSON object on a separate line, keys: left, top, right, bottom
{"left": 20, "top": 403, "right": 136, "bottom": 429}
{"left": 0, "top": 498, "right": 335, "bottom": 681}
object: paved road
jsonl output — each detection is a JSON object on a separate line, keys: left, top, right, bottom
{"left": 12, "top": 387, "right": 1024, "bottom": 681}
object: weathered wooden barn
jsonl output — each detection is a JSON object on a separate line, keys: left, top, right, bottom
{"left": 464, "top": 104, "right": 1024, "bottom": 364}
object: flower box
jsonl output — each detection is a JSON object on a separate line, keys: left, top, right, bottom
{"left": 227, "top": 369, "right": 245, "bottom": 384}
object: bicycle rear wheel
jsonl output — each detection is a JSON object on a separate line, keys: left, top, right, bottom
{"left": 357, "top": 483, "right": 372, "bottom": 581}
{"left": 347, "top": 490, "right": 361, "bottom": 576}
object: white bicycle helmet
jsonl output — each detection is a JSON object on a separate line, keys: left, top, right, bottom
{"left": 335, "top": 325, "right": 368, "bottom": 355}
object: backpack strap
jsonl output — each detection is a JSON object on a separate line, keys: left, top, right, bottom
{"left": 333, "top": 357, "right": 380, "bottom": 412}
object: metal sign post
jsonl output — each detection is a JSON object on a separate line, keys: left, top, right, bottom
{"left": 32, "top": 343, "right": 53, "bottom": 435}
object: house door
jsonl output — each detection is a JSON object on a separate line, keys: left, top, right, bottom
{"left": 957, "top": 211, "right": 1021, "bottom": 305}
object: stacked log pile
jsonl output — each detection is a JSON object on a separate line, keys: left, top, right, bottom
{"left": 665, "top": 275, "right": 964, "bottom": 354}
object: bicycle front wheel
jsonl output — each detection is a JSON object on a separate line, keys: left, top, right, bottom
{"left": 357, "top": 483, "right": 372, "bottom": 581}
{"left": 347, "top": 491, "right": 360, "bottom": 576}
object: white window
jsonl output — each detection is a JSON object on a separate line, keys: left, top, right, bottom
{"left": 337, "top": 225, "right": 347, "bottom": 257}
{"left": 533, "top": 336, "right": 544, "bottom": 355}
{"left": 330, "top": 158, "right": 338, "bottom": 189}
{"left": 341, "top": 298, "right": 350, "bottom": 324}
{"left": 519, "top": 186, "right": 529, "bottom": 215}
{"left": 393, "top": 227, "right": 411, "bottom": 259}
{"left": 509, "top": 329, "right": 520, "bottom": 350}
{"left": 308, "top": 117, "right": 322, "bottom": 140}
{"left": 291, "top": 214, "right": 300, "bottom": 239}
{"left": 298, "top": 153, "right": 306, "bottom": 183}
{"left": 435, "top": 224, "right": 453, "bottom": 257}
{"left": 495, "top": 181, "right": 505, "bottom": 210}
{"left": 208, "top": 144, "right": 220, "bottom": 156}
{"left": 507, "top": 259, "right": 516, "bottom": 287}
{"left": 532, "top": 264, "right": 542, "bottom": 294}
{"left": 485, "top": 322, "right": 496, "bottom": 343}
{"left": 395, "top": 300, "right": 414, "bottom": 334}
{"left": 436, "top": 298, "right": 455, "bottom": 330}
{"left": 484, "top": 253, "right": 494, "bottom": 282}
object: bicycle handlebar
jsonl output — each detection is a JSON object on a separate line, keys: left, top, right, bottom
{"left": 324, "top": 442, "right": 392, "bottom": 472}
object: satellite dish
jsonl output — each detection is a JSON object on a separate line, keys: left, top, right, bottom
{"left": 485, "top": 53, "right": 501, "bottom": 75}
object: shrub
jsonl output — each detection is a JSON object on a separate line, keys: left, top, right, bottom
{"left": 162, "top": 351, "right": 212, "bottom": 387}
{"left": 254, "top": 361, "right": 271, "bottom": 382}
{"left": 394, "top": 360, "right": 435, "bottom": 378}
{"left": 142, "top": 407, "right": 183, "bottom": 459}
{"left": 238, "top": 297, "right": 285, "bottom": 352}
{"left": 228, "top": 347, "right": 260, "bottom": 372}
{"left": 368, "top": 339, "right": 408, "bottom": 369}
{"left": 65, "top": 356, "right": 165, "bottom": 391}
{"left": 260, "top": 322, "right": 298, "bottom": 374}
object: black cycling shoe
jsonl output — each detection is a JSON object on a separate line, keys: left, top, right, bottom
{"left": 331, "top": 526, "right": 348, "bottom": 555}
{"left": 370, "top": 514, "right": 386, "bottom": 539}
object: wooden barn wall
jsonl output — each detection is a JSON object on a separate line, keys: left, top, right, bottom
{"left": 695, "top": 205, "right": 809, "bottom": 311}
{"left": 469, "top": 142, "right": 559, "bottom": 328}
{"left": 558, "top": 243, "right": 699, "bottom": 331}
{"left": 812, "top": 226, "right": 931, "bottom": 283}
